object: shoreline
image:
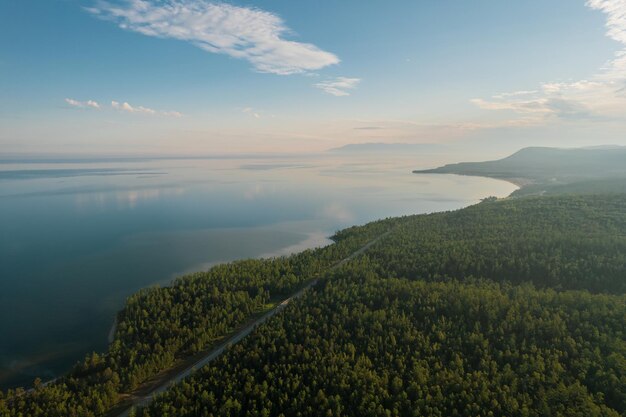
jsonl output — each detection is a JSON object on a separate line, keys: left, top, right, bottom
{"left": 104, "top": 230, "right": 333, "bottom": 348}
{"left": 108, "top": 230, "right": 393, "bottom": 417}
{"left": 6, "top": 173, "right": 516, "bottom": 392}
{"left": 0, "top": 168, "right": 547, "bottom": 394}
{"left": 413, "top": 171, "right": 527, "bottom": 195}
{"left": 101, "top": 170, "right": 517, "bottom": 349}
{"left": 103, "top": 172, "right": 515, "bottom": 355}
{"left": 108, "top": 316, "right": 118, "bottom": 344}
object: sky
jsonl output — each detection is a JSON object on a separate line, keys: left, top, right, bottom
{"left": 1, "top": 0, "right": 626, "bottom": 156}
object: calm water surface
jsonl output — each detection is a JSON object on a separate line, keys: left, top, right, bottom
{"left": 0, "top": 154, "right": 516, "bottom": 388}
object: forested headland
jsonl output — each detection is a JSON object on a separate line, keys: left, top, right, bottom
{"left": 414, "top": 146, "right": 626, "bottom": 196}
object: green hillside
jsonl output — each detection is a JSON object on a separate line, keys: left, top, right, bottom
{"left": 414, "top": 147, "right": 626, "bottom": 196}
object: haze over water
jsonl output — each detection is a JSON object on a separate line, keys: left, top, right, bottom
{"left": 0, "top": 153, "right": 516, "bottom": 388}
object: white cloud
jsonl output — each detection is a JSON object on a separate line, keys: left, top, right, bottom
{"left": 112, "top": 100, "right": 155, "bottom": 114}
{"left": 242, "top": 107, "right": 261, "bottom": 119}
{"left": 88, "top": 0, "right": 339, "bottom": 75}
{"left": 587, "top": 0, "right": 626, "bottom": 54}
{"left": 162, "top": 110, "right": 184, "bottom": 118}
{"left": 314, "top": 77, "right": 361, "bottom": 96}
{"left": 491, "top": 90, "right": 538, "bottom": 99}
{"left": 470, "top": 97, "right": 552, "bottom": 114}
{"left": 65, "top": 98, "right": 100, "bottom": 109}
{"left": 111, "top": 100, "right": 182, "bottom": 117}
{"left": 472, "top": 0, "right": 626, "bottom": 121}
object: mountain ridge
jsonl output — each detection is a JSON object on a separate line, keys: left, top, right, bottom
{"left": 414, "top": 146, "right": 626, "bottom": 196}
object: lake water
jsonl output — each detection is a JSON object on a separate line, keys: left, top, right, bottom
{"left": 0, "top": 153, "right": 516, "bottom": 388}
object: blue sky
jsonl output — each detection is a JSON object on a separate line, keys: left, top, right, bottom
{"left": 1, "top": 0, "right": 626, "bottom": 155}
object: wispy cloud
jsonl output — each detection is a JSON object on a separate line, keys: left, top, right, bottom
{"left": 472, "top": 0, "right": 626, "bottom": 122}
{"left": 111, "top": 100, "right": 182, "bottom": 117}
{"left": 65, "top": 98, "right": 100, "bottom": 109}
{"left": 111, "top": 100, "right": 155, "bottom": 114}
{"left": 162, "top": 110, "right": 184, "bottom": 118}
{"left": 242, "top": 107, "right": 261, "bottom": 119}
{"left": 587, "top": 0, "right": 626, "bottom": 78}
{"left": 315, "top": 77, "right": 361, "bottom": 96}
{"left": 87, "top": 0, "right": 339, "bottom": 75}
{"left": 353, "top": 126, "right": 384, "bottom": 130}
{"left": 491, "top": 90, "right": 538, "bottom": 99}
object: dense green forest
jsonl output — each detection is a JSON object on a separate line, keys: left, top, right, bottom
{"left": 1, "top": 194, "right": 625, "bottom": 416}
{"left": 363, "top": 195, "right": 626, "bottom": 293}
{"left": 135, "top": 274, "right": 625, "bottom": 417}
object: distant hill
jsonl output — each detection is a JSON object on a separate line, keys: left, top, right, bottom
{"left": 329, "top": 142, "right": 445, "bottom": 153}
{"left": 414, "top": 146, "right": 626, "bottom": 196}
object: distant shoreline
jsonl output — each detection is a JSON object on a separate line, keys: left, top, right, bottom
{"left": 414, "top": 171, "right": 526, "bottom": 196}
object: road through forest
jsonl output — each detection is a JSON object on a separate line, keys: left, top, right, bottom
{"left": 115, "top": 231, "right": 390, "bottom": 417}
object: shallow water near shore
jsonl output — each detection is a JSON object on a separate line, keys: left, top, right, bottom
{"left": 0, "top": 153, "right": 516, "bottom": 388}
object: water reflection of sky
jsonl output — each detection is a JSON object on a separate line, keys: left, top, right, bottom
{"left": 73, "top": 187, "right": 185, "bottom": 211}
{"left": 0, "top": 154, "right": 516, "bottom": 389}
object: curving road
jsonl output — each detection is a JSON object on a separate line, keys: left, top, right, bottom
{"left": 115, "top": 231, "right": 390, "bottom": 417}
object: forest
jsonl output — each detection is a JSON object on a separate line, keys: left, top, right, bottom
{"left": 134, "top": 273, "right": 625, "bottom": 417}
{"left": 1, "top": 194, "right": 625, "bottom": 416}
